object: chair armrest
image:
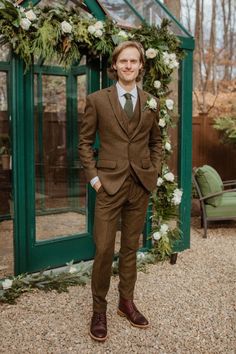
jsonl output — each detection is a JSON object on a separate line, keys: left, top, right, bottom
{"left": 223, "top": 180, "right": 236, "bottom": 186}
{"left": 200, "top": 188, "right": 236, "bottom": 201}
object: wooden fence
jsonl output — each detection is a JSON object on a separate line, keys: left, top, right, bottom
{"left": 192, "top": 114, "right": 236, "bottom": 180}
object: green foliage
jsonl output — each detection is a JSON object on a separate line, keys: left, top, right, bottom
{"left": 213, "top": 115, "right": 236, "bottom": 145}
{"left": 1, "top": 253, "right": 164, "bottom": 304}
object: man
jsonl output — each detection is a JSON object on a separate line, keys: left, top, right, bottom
{"left": 79, "top": 41, "right": 162, "bottom": 342}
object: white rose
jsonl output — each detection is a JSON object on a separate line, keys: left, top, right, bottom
{"left": 164, "top": 172, "right": 175, "bottom": 182}
{"left": 94, "top": 29, "right": 103, "bottom": 38}
{"left": 172, "top": 188, "right": 183, "bottom": 205}
{"left": 94, "top": 21, "right": 104, "bottom": 30}
{"left": 165, "top": 99, "right": 174, "bottom": 110}
{"left": 25, "top": 10, "right": 37, "bottom": 21}
{"left": 158, "top": 118, "right": 166, "bottom": 128}
{"left": 165, "top": 142, "right": 171, "bottom": 151}
{"left": 118, "top": 30, "right": 128, "bottom": 39}
{"left": 169, "top": 53, "right": 176, "bottom": 61}
{"left": 137, "top": 252, "right": 145, "bottom": 259}
{"left": 2, "top": 278, "right": 13, "bottom": 290}
{"left": 157, "top": 177, "right": 163, "bottom": 186}
{"left": 20, "top": 18, "right": 31, "bottom": 30}
{"left": 154, "top": 80, "right": 161, "bottom": 89}
{"left": 163, "top": 51, "right": 170, "bottom": 65}
{"left": 61, "top": 21, "right": 72, "bottom": 34}
{"left": 68, "top": 266, "right": 77, "bottom": 274}
{"left": 169, "top": 60, "right": 179, "bottom": 69}
{"left": 153, "top": 231, "right": 162, "bottom": 241}
{"left": 148, "top": 98, "right": 157, "bottom": 110}
{"left": 88, "top": 25, "right": 96, "bottom": 34}
{"left": 145, "top": 48, "right": 158, "bottom": 59}
{"left": 172, "top": 59, "right": 179, "bottom": 68}
{"left": 160, "top": 224, "right": 169, "bottom": 235}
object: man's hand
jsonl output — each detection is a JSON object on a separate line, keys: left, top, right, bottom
{"left": 93, "top": 180, "right": 102, "bottom": 192}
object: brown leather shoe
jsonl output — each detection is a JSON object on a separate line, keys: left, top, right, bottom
{"left": 117, "top": 298, "right": 149, "bottom": 328}
{"left": 89, "top": 312, "right": 107, "bottom": 342}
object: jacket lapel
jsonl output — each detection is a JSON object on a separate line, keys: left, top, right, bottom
{"left": 130, "top": 88, "right": 148, "bottom": 140}
{"left": 107, "top": 85, "right": 129, "bottom": 136}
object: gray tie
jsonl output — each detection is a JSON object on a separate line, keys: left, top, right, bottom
{"left": 124, "top": 93, "right": 133, "bottom": 119}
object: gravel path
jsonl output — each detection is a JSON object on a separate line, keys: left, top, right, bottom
{"left": 0, "top": 218, "right": 235, "bottom": 354}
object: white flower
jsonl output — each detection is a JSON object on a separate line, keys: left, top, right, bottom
{"left": 20, "top": 18, "right": 31, "bottom": 30}
{"left": 88, "top": 25, "right": 96, "bottom": 34}
{"left": 165, "top": 142, "right": 171, "bottom": 151}
{"left": 158, "top": 118, "right": 166, "bottom": 128}
{"left": 169, "top": 60, "right": 179, "bottom": 69}
{"left": 145, "top": 48, "right": 158, "bottom": 59}
{"left": 157, "top": 177, "right": 164, "bottom": 186}
{"left": 169, "top": 53, "right": 176, "bottom": 61}
{"left": 164, "top": 172, "right": 175, "bottom": 182}
{"left": 94, "top": 21, "right": 104, "bottom": 30}
{"left": 118, "top": 30, "right": 128, "bottom": 39}
{"left": 2, "top": 279, "right": 13, "bottom": 290}
{"left": 137, "top": 252, "right": 145, "bottom": 260}
{"left": 68, "top": 266, "right": 77, "bottom": 274}
{"left": 172, "top": 188, "right": 183, "bottom": 205}
{"left": 61, "top": 21, "right": 72, "bottom": 34}
{"left": 25, "top": 10, "right": 36, "bottom": 21}
{"left": 154, "top": 80, "right": 161, "bottom": 89}
{"left": 146, "top": 97, "right": 157, "bottom": 110}
{"left": 165, "top": 99, "right": 174, "bottom": 110}
{"left": 94, "top": 29, "right": 103, "bottom": 38}
{"left": 163, "top": 51, "right": 170, "bottom": 65}
{"left": 153, "top": 231, "right": 162, "bottom": 241}
{"left": 160, "top": 223, "right": 169, "bottom": 235}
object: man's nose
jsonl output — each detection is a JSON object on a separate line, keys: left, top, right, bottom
{"left": 126, "top": 61, "right": 132, "bottom": 69}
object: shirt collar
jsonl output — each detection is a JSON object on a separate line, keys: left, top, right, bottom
{"left": 116, "top": 82, "right": 138, "bottom": 99}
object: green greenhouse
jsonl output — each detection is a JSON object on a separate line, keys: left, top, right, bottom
{"left": 0, "top": 0, "right": 194, "bottom": 277}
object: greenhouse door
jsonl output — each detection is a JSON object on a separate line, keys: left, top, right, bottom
{"left": 21, "top": 60, "right": 98, "bottom": 273}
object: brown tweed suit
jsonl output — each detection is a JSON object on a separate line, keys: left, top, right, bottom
{"left": 79, "top": 84, "right": 162, "bottom": 312}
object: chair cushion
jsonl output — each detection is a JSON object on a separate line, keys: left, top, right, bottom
{"left": 203, "top": 165, "right": 223, "bottom": 187}
{"left": 206, "top": 192, "right": 236, "bottom": 217}
{"left": 196, "top": 165, "right": 223, "bottom": 207}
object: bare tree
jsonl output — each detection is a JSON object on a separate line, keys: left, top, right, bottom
{"left": 164, "top": 0, "right": 181, "bottom": 19}
{"left": 194, "top": 0, "right": 201, "bottom": 91}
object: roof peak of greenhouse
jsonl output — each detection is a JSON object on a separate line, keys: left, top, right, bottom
{"left": 19, "top": 0, "right": 192, "bottom": 38}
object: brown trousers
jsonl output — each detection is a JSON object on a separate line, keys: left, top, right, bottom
{"left": 91, "top": 176, "right": 150, "bottom": 313}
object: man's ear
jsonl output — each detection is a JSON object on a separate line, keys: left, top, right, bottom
{"left": 113, "top": 63, "right": 117, "bottom": 70}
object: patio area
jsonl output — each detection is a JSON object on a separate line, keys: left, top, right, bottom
{"left": 0, "top": 218, "right": 235, "bottom": 353}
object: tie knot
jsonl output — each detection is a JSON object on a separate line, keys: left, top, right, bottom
{"left": 124, "top": 93, "right": 132, "bottom": 100}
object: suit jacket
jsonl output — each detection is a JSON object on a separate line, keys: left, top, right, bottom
{"left": 79, "top": 84, "right": 162, "bottom": 195}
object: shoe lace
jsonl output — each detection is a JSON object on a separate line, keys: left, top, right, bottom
{"left": 93, "top": 312, "right": 107, "bottom": 325}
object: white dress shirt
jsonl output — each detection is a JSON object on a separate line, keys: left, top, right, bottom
{"left": 90, "top": 83, "right": 138, "bottom": 187}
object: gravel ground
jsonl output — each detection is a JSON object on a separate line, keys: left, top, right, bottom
{"left": 0, "top": 218, "right": 235, "bottom": 354}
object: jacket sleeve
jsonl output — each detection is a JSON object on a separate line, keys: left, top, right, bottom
{"left": 149, "top": 100, "right": 162, "bottom": 174}
{"left": 78, "top": 95, "right": 98, "bottom": 182}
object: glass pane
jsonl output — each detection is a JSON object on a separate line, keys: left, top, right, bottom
{"left": 129, "top": 0, "right": 190, "bottom": 37}
{"left": 34, "top": 74, "right": 87, "bottom": 241}
{"left": 97, "top": 0, "right": 142, "bottom": 27}
{"left": 0, "top": 44, "right": 11, "bottom": 62}
{"left": 0, "top": 72, "right": 13, "bottom": 278}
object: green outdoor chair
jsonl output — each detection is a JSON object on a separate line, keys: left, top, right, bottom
{"left": 192, "top": 165, "right": 236, "bottom": 238}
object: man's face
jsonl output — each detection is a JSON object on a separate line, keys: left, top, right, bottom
{"left": 113, "top": 46, "right": 142, "bottom": 84}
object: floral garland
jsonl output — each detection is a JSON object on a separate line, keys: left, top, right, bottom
{"left": 0, "top": 1, "right": 184, "bottom": 261}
